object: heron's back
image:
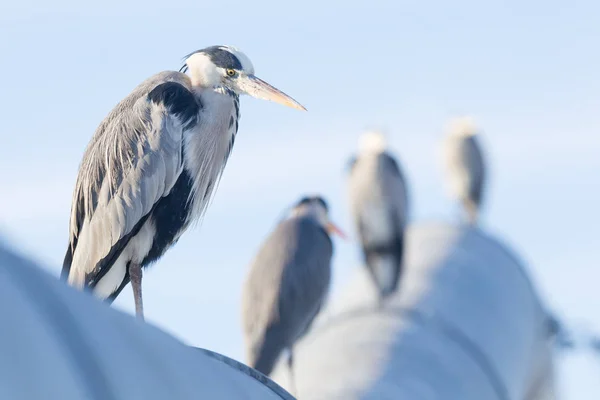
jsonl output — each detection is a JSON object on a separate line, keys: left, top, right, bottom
{"left": 241, "top": 217, "right": 333, "bottom": 375}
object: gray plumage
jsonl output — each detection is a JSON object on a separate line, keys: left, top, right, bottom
{"left": 442, "top": 118, "right": 486, "bottom": 225}
{"left": 62, "top": 71, "right": 221, "bottom": 300}
{"left": 61, "top": 46, "right": 305, "bottom": 318}
{"left": 348, "top": 131, "right": 409, "bottom": 303}
{"left": 242, "top": 197, "right": 336, "bottom": 380}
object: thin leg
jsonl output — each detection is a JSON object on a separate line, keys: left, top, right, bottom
{"left": 287, "top": 349, "right": 297, "bottom": 397}
{"left": 129, "top": 263, "right": 144, "bottom": 320}
{"left": 469, "top": 203, "right": 479, "bottom": 226}
{"left": 463, "top": 199, "right": 478, "bottom": 227}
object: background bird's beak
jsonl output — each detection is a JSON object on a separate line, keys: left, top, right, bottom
{"left": 326, "top": 222, "right": 347, "bottom": 240}
{"left": 241, "top": 75, "right": 307, "bottom": 111}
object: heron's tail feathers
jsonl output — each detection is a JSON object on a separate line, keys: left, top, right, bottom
{"left": 61, "top": 246, "right": 73, "bottom": 281}
{"left": 251, "top": 351, "right": 279, "bottom": 377}
{"left": 247, "top": 329, "right": 286, "bottom": 377}
{"left": 365, "top": 240, "right": 404, "bottom": 300}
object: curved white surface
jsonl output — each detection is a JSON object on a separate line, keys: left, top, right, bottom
{"left": 0, "top": 241, "right": 293, "bottom": 400}
{"left": 271, "top": 223, "right": 556, "bottom": 400}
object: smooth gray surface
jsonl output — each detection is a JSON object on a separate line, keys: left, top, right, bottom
{"left": 0, "top": 241, "right": 293, "bottom": 400}
{"left": 271, "top": 223, "right": 556, "bottom": 400}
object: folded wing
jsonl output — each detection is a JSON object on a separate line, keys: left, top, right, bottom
{"left": 62, "top": 72, "right": 200, "bottom": 292}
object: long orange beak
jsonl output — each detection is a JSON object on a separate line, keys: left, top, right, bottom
{"left": 326, "top": 222, "right": 347, "bottom": 240}
{"left": 240, "top": 74, "right": 307, "bottom": 111}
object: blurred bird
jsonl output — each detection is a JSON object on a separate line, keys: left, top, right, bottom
{"left": 546, "top": 313, "right": 575, "bottom": 349}
{"left": 441, "top": 117, "right": 487, "bottom": 225}
{"left": 347, "top": 130, "right": 409, "bottom": 305}
{"left": 241, "top": 196, "right": 345, "bottom": 395}
{"left": 61, "top": 45, "right": 305, "bottom": 320}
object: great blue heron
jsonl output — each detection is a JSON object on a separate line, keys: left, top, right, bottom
{"left": 61, "top": 45, "right": 305, "bottom": 320}
{"left": 347, "top": 130, "right": 409, "bottom": 305}
{"left": 241, "top": 195, "right": 344, "bottom": 395}
{"left": 441, "top": 117, "right": 486, "bottom": 225}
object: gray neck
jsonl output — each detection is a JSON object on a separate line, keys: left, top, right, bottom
{"left": 182, "top": 88, "right": 240, "bottom": 224}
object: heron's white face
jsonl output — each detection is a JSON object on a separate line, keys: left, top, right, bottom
{"left": 359, "top": 130, "right": 388, "bottom": 154}
{"left": 290, "top": 197, "right": 346, "bottom": 238}
{"left": 447, "top": 116, "right": 478, "bottom": 138}
{"left": 183, "top": 45, "right": 306, "bottom": 110}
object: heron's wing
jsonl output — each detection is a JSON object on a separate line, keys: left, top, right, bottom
{"left": 442, "top": 135, "right": 486, "bottom": 204}
{"left": 277, "top": 219, "right": 332, "bottom": 340}
{"left": 347, "top": 152, "right": 407, "bottom": 252}
{"left": 62, "top": 71, "right": 199, "bottom": 289}
{"left": 379, "top": 152, "right": 409, "bottom": 230}
{"left": 462, "top": 136, "right": 485, "bottom": 205}
{"left": 241, "top": 217, "right": 332, "bottom": 373}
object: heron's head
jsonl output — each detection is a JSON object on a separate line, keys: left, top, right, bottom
{"left": 358, "top": 130, "right": 388, "bottom": 154}
{"left": 181, "top": 45, "right": 305, "bottom": 110}
{"left": 447, "top": 116, "right": 478, "bottom": 138}
{"left": 290, "top": 196, "right": 346, "bottom": 239}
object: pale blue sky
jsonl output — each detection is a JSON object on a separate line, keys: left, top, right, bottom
{"left": 1, "top": 0, "right": 599, "bottom": 398}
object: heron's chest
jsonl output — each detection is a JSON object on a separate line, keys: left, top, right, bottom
{"left": 183, "top": 93, "right": 238, "bottom": 168}
{"left": 198, "top": 94, "right": 239, "bottom": 138}
{"left": 350, "top": 158, "right": 394, "bottom": 236}
{"left": 181, "top": 92, "right": 239, "bottom": 219}
{"left": 350, "top": 157, "right": 384, "bottom": 202}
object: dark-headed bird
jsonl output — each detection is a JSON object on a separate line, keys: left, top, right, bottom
{"left": 241, "top": 196, "right": 345, "bottom": 394}
{"left": 62, "top": 45, "right": 305, "bottom": 319}
{"left": 441, "top": 117, "right": 486, "bottom": 225}
{"left": 348, "top": 130, "right": 409, "bottom": 305}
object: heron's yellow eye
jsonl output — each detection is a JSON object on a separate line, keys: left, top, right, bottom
{"left": 226, "top": 69, "right": 236, "bottom": 77}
